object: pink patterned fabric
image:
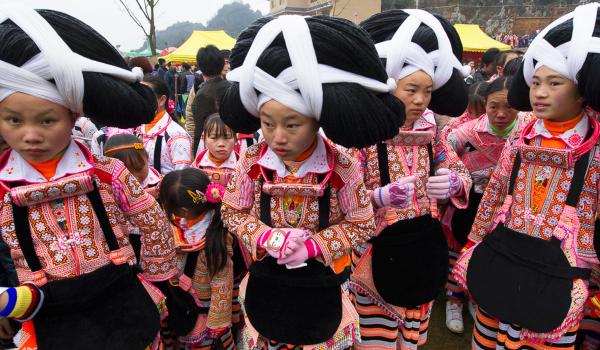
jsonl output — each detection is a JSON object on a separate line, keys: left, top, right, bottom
{"left": 0, "top": 148, "right": 177, "bottom": 285}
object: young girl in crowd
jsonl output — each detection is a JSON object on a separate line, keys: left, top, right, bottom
{"left": 0, "top": 5, "right": 177, "bottom": 349}
{"left": 192, "top": 114, "right": 247, "bottom": 331}
{"left": 350, "top": 9, "right": 471, "bottom": 350}
{"left": 454, "top": 3, "right": 600, "bottom": 349}
{"left": 439, "top": 81, "right": 487, "bottom": 140}
{"left": 219, "top": 14, "right": 406, "bottom": 350}
{"left": 160, "top": 168, "right": 235, "bottom": 350}
{"left": 135, "top": 76, "right": 193, "bottom": 175}
{"left": 442, "top": 76, "right": 531, "bottom": 333}
{"left": 104, "top": 133, "right": 162, "bottom": 262}
{"left": 193, "top": 114, "right": 237, "bottom": 185}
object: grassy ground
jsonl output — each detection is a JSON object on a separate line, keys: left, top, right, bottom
{"left": 422, "top": 295, "right": 474, "bottom": 350}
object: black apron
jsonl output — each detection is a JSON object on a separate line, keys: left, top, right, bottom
{"left": 467, "top": 150, "right": 592, "bottom": 333}
{"left": 156, "top": 250, "right": 206, "bottom": 337}
{"left": 451, "top": 188, "right": 484, "bottom": 246}
{"left": 244, "top": 172, "right": 348, "bottom": 345}
{"left": 12, "top": 183, "right": 160, "bottom": 350}
{"left": 371, "top": 143, "right": 449, "bottom": 308}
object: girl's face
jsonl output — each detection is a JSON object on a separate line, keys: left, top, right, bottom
{"left": 204, "top": 125, "right": 235, "bottom": 161}
{"left": 259, "top": 100, "right": 319, "bottom": 162}
{"left": 0, "top": 93, "right": 75, "bottom": 162}
{"left": 486, "top": 90, "right": 518, "bottom": 131}
{"left": 529, "top": 66, "right": 584, "bottom": 122}
{"left": 393, "top": 70, "right": 433, "bottom": 126}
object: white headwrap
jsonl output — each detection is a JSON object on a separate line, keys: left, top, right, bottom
{"left": 0, "top": 4, "right": 143, "bottom": 114}
{"left": 523, "top": 2, "right": 600, "bottom": 86}
{"left": 375, "top": 9, "right": 470, "bottom": 90}
{"left": 226, "top": 15, "right": 397, "bottom": 121}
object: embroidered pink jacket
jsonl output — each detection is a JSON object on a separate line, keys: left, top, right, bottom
{"left": 357, "top": 110, "right": 472, "bottom": 234}
{"left": 192, "top": 149, "right": 237, "bottom": 187}
{"left": 447, "top": 112, "right": 532, "bottom": 193}
{"left": 135, "top": 112, "right": 193, "bottom": 174}
{"left": 469, "top": 112, "right": 600, "bottom": 262}
{"left": 0, "top": 141, "right": 177, "bottom": 285}
{"left": 221, "top": 137, "right": 375, "bottom": 266}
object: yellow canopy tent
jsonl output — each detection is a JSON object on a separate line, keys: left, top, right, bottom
{"left": 161, "top": 30, "right": 236, "bottom": 64}
{"left": 454, "top": 24, "right": 511, "bottom": 52}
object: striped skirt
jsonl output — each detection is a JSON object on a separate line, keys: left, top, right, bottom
{"left": 473, "top": 308, "right": 578, "bottom": 350}
{"left": 352, "top": 289, "right": 432, "bottom": 350}
{"left": 579, "top": 265, "right": 600, "bottom": 350}
{"left": 447, "top": 249, "right": 466, "bottom": 304}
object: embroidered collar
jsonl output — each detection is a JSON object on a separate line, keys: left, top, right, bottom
{"left": 524, "top": 113, "right": 589, "bottom": 149}
{"left": 142, "top": 167, "right": 161, "bottom": 188}
{"left": 519, "top": 112, "right": 600, "bottom": 162}
{"left": 197, "top": 149, "right": 237, "bottom": 169}
{"left": 410, "top": 109, "right": 436, "bottom": 131}
{"left": 0, "top": 140, "right": 94, "bottom": 184}
{"left": 258, "top": 136, "right": 332, "bottom": 178}
{"left": 180, "top": 210, "right": 214, "bottom": 244}
{"left": 136, "top": 111, "right": 171, "bottom": 138}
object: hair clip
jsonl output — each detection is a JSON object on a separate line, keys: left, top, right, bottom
{"left": 104, "top": 143, "right": 144, "bottom": 155}
{"left": 206, "top": 183, "right": 225, "bottom": 203}
{"left": 187, "top": 189, "right": 205, "bottom": 204}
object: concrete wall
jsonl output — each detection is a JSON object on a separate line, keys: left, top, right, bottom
{"left": 332, "top": 0, "right": 382, "bottom": 23}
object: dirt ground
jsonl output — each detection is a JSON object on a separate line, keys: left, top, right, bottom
{"left": 421, "top": 295, "right": 474, "bottom": 350}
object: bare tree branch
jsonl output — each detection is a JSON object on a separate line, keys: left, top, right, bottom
{"left": 118, "top": 0, "right": 149, "bottom": 36}
{"left": 134, "top": 0, "right": 151, "bottom": 21}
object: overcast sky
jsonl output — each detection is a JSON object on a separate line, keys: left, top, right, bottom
{"left": 15, "top": 0, "right": 270, "bottom": 51}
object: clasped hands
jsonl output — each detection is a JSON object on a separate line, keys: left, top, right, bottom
{"left": 372, "top": 168, "right": 462, "bottom": 209}
{"left": 260, "top": 228, "right": 318, "bottom": 268}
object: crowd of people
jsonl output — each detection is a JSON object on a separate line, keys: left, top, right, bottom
{"left": 1, "top": 2, "right": 600, "bottom": 350}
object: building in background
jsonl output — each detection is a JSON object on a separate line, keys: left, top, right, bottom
{"left": 267, "top": 0, "right": 382, "bottom": 23}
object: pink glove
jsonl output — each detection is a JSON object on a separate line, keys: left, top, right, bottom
{"left": 372, "top": 176, "right": 416, "bottom": 208}
{"left": 278, "top": 238, "right": 321, "bottom": 266}
{"left": 426, "top": 168, "right": 462, "bottom": 200}
{"left": 258, "top": 229, "right": 309, "bottom": 259}
{"left": 280, "top": 228, "right": 311, "bottom": 259}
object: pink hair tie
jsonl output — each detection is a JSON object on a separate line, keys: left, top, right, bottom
{"left": 206, "top": 183, "right": 225, "bottom": 203}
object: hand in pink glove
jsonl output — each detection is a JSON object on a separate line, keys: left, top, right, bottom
{"left": 277, "top": 238, "right": 321, "bottom": 267}
{"left": 371, "top": 176, "right": 416, "bottom": 208}
{"left": 280, "top": 228, "right": 311, "bottom": 259}
{"left": 426, "top": 168, "right": 462, "bottom": 200}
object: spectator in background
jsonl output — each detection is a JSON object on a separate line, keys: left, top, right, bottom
{"left": 502, "top": 56, "right": 522, "bottom": 77}
{"left": 178, "top": 62, "right": 194, "bottom": 94}
{"left": 165, "top": 61, "right": 177, "bottom": 101}
{"left": 191, "top": 45, "right": 230, "bottom": 154}
{"left": 129, "top": 56, "right": 153, "bottom": 76}
{"left": 492, "top": 49, "right": 521, "bottom": 80}
{"left": 473, "top": 47, "right": 499, "bottom": 82}
{"left": 157, "top": 58, "right": 167, "bottom": 80}
{"left": 221, "top": 49, "right": 231, "bottom": 78}
{"left": 176, "top": 62, "right": 195, "bottom": 120}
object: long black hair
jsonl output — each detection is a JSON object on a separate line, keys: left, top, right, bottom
{"left": 0, "top": 10, "right": 156, "bottom": 128}
{"left": 220, "top": 16, "right": 406, "bottom": 148}
{"left": 508, "top": 7, "right": 600, "bottom": 111}
{"left": 361, "top": 10, "right": 468, "bottom": 117}
{"left": 160, "top": 168, "right": 228, "bottom": 277}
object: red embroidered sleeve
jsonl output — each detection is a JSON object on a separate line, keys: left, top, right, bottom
{"left": 112, "top": 164, "right": 177, "bottom": 281}
{"left": 435, "top": 133, "right": 472, "bottom": 209}
{"left": 468, "top": 142, "right": 515, "bottom": 243}
{"left": 221, "top": 157, "right": 270, "bottom": 260}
